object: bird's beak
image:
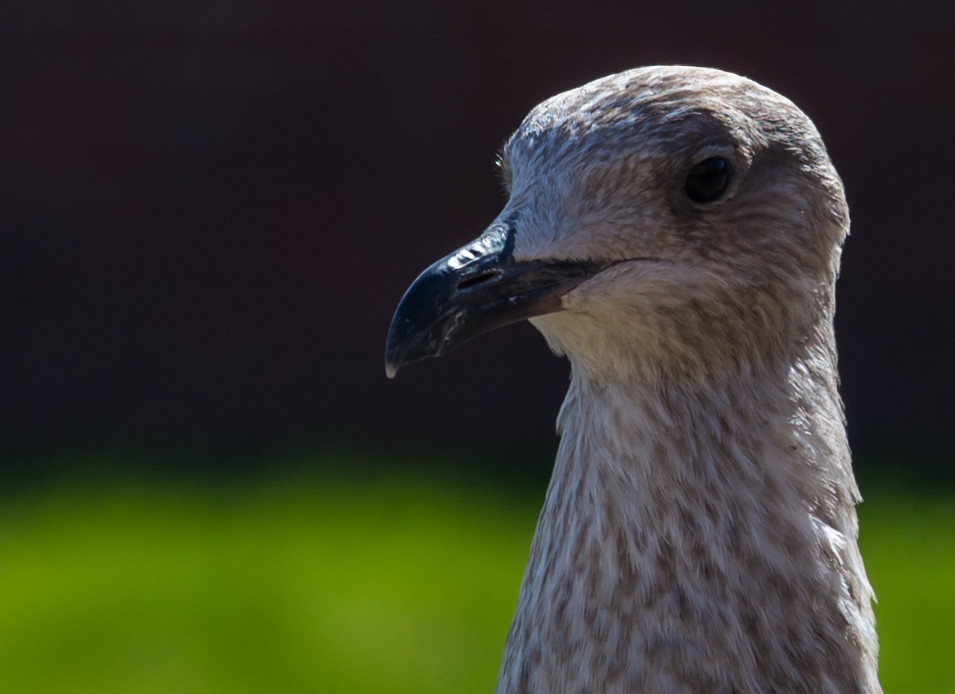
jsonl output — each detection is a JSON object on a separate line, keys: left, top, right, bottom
{"left": 385, "top": 216, "right": 606, "bottom": 378}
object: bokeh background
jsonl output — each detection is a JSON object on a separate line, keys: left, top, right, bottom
{"left": 1, "top": 1, "right": 953, "bottom": 692}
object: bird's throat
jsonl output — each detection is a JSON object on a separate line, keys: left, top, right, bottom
{"left": 494, "top": 359, "right": 880, "bottom": 694}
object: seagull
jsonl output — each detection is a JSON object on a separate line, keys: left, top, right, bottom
{"left": 385, "top": 66, "right": 881, "bottom": 694}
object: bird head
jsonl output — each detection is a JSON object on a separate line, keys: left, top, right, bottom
{"left": 385, "top": 66, "right": 849, "bottom": 383}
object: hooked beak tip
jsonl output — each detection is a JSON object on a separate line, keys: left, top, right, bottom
{"left": 385, "top": 360, "right": 399, "bottom": 379}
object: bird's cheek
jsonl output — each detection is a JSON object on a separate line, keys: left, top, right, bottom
{"left": 556, "top": 270, "right": 616, "bottom": 309}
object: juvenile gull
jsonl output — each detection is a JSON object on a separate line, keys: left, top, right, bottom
{"left": 385, "top": 66, "right": 881, "bottom": 694}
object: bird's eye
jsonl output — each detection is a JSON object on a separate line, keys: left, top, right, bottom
{"left": 684, "top": 157, "right": 730, "bottom": 203}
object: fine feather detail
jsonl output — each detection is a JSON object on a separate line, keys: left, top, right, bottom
{"left": 489, "top": 66, "right": 880, "bottom": 694}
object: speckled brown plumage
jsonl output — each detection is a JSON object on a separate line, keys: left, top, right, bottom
{"left": 485, "top": 67, "right": 881, "bottom": 693}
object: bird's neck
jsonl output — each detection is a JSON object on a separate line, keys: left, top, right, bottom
{"left": 496, "top": 351, "right": 881, "bottom": 694}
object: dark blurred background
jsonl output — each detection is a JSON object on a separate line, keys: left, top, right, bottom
{"left": 1, "top": 0, "right": 953, "bottom": 476}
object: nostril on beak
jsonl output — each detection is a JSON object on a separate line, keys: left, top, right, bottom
{"left": 457, "top": 270, "right": 501, "bottom": 291}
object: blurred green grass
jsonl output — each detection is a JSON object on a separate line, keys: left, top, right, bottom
{"left": 0, "top": 466, "right": 952, "bottom": 693}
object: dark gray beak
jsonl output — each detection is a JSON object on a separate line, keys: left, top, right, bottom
{"left": 385, "top": 216, "right": 606, "bottom": 377}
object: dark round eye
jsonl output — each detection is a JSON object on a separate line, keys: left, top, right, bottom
{"left": 684, "top": 157, "right": 731, "bottom": 203}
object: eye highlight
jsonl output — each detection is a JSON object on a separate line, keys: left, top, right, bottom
{"left": 684, "top": 157, "right": 731, "bottom": 203}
